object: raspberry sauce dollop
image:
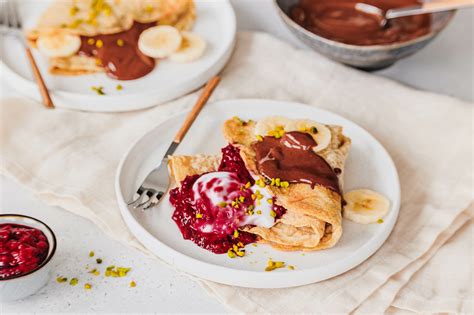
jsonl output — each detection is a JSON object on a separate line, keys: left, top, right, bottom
{"left": 0, "top": 223, "right": 49, "bottom": 279}
{"left": 170, "top": 144, "right": 285, "bottom": 254}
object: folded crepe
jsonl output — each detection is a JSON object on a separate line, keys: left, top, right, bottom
{"left": 168, "top": 118, "right": 351, "bottom": 251}
{"left": 26, "top": 0, "right": 196, "bottom": 76}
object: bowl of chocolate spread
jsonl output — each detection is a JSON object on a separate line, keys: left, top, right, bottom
{"left": 274, "top": 0, "right": 455, "bottom": 70}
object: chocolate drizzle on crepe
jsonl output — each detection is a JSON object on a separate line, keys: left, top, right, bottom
{"left": 79, "top": 22, "right": 155, "bottom": 80}
{"left": 252, "top": 131, "right": 340, "bottom": 193}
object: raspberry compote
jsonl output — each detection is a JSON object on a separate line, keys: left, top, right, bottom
{"left": 169, "top": 145, "right": 286, "bottom": 254}
{"left": 0, "top": 223, "right": 49, "bottom": 279}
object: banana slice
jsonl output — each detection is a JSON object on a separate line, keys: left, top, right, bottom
{"left": 254, "top": 116, "right": 331, "bottom": 152}
{"left": 138, "top": 25, "right": 182, "bottom": 59}
{"left": 170, "top": 32, "right": 206, "bottom": 63}
{"left": 286, "top": 119, "right": 331, "bottom": 152}
{"left": 37, "top": 32, "right": 81, "bottom": 58}
{"left": 343, "top": 189, "right": 390, "bottom": 224}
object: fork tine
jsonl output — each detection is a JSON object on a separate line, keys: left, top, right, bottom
{"left": 1, "top": 1, "right": 9, "bottom": 28}
{"left": 143, "top": 201, "right": 159, "bottom": 211}
{"left": 7, "top": 0, "right": 20, "bottom": 29}
{"left": 136, "top": 192, "right": 159, "bottom": 210}
{"left": 128, "top": 190, "right": 149, "bottom": 207}
{"left": 146, "top": 192, "right": 165, "bottom": 209}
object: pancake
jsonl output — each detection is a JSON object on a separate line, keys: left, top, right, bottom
{"left": 26, "top": 0, "right": 196, "bottom": 77}
{"left": 168, "top": 117, "right": 351, "bottom": 251}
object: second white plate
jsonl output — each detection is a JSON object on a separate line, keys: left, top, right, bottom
{"left": 0, "top": 0, "right": 235, "bottom": 112}
{"left": 115, "top": 99, "right": 400, "bottom": 288}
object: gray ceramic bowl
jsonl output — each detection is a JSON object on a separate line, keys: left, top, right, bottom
{"left": 274, "top": 0, "right": 455, "bottom": 70}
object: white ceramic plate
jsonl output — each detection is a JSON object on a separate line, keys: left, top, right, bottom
{"left": 116, "top": 99, "right": 400, "bottom": 288}
{"left": 0, "top": 0, "right": 235, "bottom": 112}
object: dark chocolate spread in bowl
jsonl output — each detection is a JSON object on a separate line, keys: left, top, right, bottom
{"left": 290, "top": 0, "right": 432, "bottom": 46}
{"left": 252, "top": 131, "right": 340, "bottom": 193}
{"left": 79, "top": 22, "right": 155, "bottom": 80}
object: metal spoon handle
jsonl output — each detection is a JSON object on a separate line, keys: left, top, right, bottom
{"left": 386, "top": 0, "right": 474, "bottom": 19}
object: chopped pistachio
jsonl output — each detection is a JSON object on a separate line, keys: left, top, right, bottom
{"left": 270, "top": 210, "right": 277, "bottom": 218}
{"left": 245, "top": 181, "right": 251, "bottom": 189}
{"left": 255, "top": 179, "right": 265, "bottom": 188}
{"left": 227, "top": 249, "right": 236, "bottom": 258}
{"left": 235, "top": 250, "right": 245, "bottom": 257}
{"left": 233, "top": 230, "right": 239, "bottom": 238}
{"left": 195, "top": 213, "right": 203, "bottom": 219}
{"left": 70, "top": 6, "right": 79, "bottom": 16}
{"left": 275, "top": 178, "right": 281, "bottom": 186}
{"left": 103, "top": 6, "right": 112, "bottom": 16}
{"left": 238, "top": 196, "right": 245, "bottom": 203}
{"left": 117, "top": 267, "right": 131, "bottom": 276}
{"left": 256, "top": 135, "right": 263, "bottom": 142}
{"left": 69, "top": 19, "right": 83, "bottom": 28}
{"left": 280, "top": 181, "right": 290, "bottom": 188}
{"left": 87, "top": 38, "right": 95, "bottom": 45}
{"left": 130, "top": 281, "right": 137, "bottom": 288}
{"left": 84, "top": 283, "right": 92, "bottom": 290}
{"left": 377, "top": 219, "right": 384, "bottom": 224}
{"left": 89, "top": 251, "right": 95, "bottom": 257}
{"left": 116, "top": 39, "right": 124, "bottom": 47}
{"left": 232, "top": 116, "right": 245, "bottom": 125}
{"left": 56, "top": 276, "right": 68, "bottom": 283}
{"left": 298, "top": 126, "right": 307, "bottom": 132}
{"left": 267, "top": 198, "right": 273, "bottom": 205}
{"left": 69, "top": 278, "right": 79, "bottom": 286}
{"left": 95, "top": 39, "right": 103, "bottom": 48}
{"left": 91, "top": 86, "right": 105, "bottom": 95}
{"left": 265, "top": 259, "right": 285, "bottom": 272}
{"left": 145, "top": 4, "right": 154, "bottom": 13}
{"left": 237, "top": 242, "right": 244, "bottom": 247}
{"left": 310, "top": 126, "right": 318, "bottom": 134}
{"left": 96, "top": 258, "right": 102, "bottom": 264}
{"left": 218, "top": 201, "right": 227, "bottom": 208}
{"left": 256, "top": 210, "right": 262, "bottom": 215}
{"left": 288, "top": 265, "right": 295, "bottom": 270}
{"left": 116, "top": 84, "right": 123, "bottom": 91}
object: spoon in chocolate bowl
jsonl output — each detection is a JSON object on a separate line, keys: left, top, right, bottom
{"left": 356, "top": 0, "right": 474, "bottom": 28}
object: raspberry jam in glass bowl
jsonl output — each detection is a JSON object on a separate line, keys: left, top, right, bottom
{"left": 0, "top": 223, "right": 50, "bottom": 279}
{"left": 169, "top": 145, "right": 286, "bottom": 254}
{"left": 0, "top": 214, "right": 56, "bottom": 302}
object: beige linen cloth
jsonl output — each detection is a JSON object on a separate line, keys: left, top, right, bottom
{"left": 1, "top": 32, "right": 473, "bottom": 313}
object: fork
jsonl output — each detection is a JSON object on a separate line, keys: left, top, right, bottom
{"left": 0, "top": 0, "right": 55, "bottom": 108}
{"left": 128, "top": 76, "right": 221, "bottom": 210}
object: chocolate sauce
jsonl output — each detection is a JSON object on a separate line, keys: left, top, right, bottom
{"left": 79, "top": 22, "right": 155, "bottom": 80}
{"left": 290, "top": 0, "right": 432, "bottom": 46}
{"left": 252, "top": 131, "right": 340, "bottom": 193}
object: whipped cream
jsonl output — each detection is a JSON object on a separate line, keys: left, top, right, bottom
{"left": 192, "top": 171, "right": 276, "bottom": 233}
{"left": 241, "top": 185, "right": 275, "bottom": 228}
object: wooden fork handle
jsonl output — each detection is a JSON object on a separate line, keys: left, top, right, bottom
{"left": 386, "top": 0, "right": 474, "bottom": 19}
{"left": 25, "top": 47, "right": 55, "bottom": 109}
{"left": 173, "top": 76, "right": 221, "bottom": 143}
